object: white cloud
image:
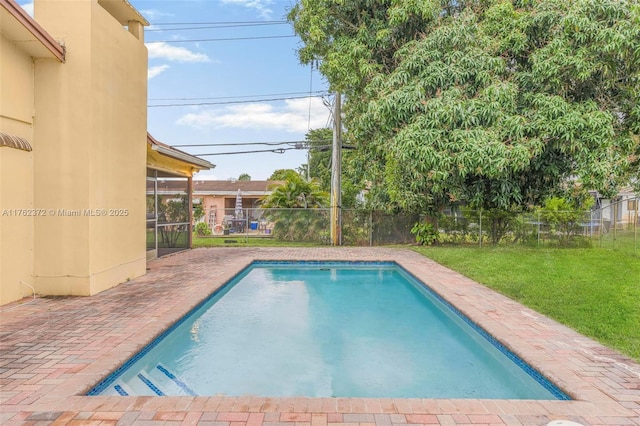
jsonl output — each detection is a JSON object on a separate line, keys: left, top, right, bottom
{"left": 148, "top": 65, "right": 170, "bottom": 79}
{"left": 146, "top": 42, "right": 210, "bottom": 63}
{"left": 220, "top": 0, "right": 273, "bottom": 19}
{"left": 193, "top": 169, "right": 219, "bottom": 180}
{"left": 139, "top": 9, "right": 174, "bottom": 21}
{"left": 19, "top": 1, "right": 33, "bottom": 16}
{"left": 176, "top": 97, "right": 332, "bottom": 133}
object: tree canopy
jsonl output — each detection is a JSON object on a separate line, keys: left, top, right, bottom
{"left": 289, "top": 0, "right": 640, "bottom": 212}
{"left": 268, "top": 169, "right": 301, "bottom": 181}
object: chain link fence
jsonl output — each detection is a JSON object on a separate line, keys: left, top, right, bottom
{"left": 196, "top": 196, "right": 638, "bottom": 253}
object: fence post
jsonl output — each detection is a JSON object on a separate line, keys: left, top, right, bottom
{"left": 635, "top": 198, "right": 638, "bottom": 252}
{"left": 537, "top": 211, "right": 541, "bottom": 247}
{"left": 479, "top": 209, "right": 482, "bottom": 248}
{"left": 599, "top": 206, "right": 603, "bottom": 248}
{"left": 613, "top": 201, "right": 617, "bottom": 249}
{"left": 369, "top": 210, "right": 373, "bottom": 247}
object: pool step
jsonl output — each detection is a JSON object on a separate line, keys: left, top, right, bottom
{"left": 100, "top": 380, "right": 135, "bottom": 396}
{"left": 151, "top": 363, "right": 197, "bottom": 396}
{"left": 137, "top": 372, "right": 165, "bottom": 395}
{"left": 104, "top": 364, "right": 197, "bottom": 396}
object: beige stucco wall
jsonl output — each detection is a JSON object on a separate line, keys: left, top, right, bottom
{"left": 0, "top": 36, "right": 36, "bottom": 304}
{"left": 32, "top": 0, "right": 147, "bottom": 296}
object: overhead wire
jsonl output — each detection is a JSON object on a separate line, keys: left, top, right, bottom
{"left": 150, "top": 20, "right": 288, "bottom": 25}
{"left": 144, "top": 21, "right": 333, "bottom": 159}
{"left": 172, "top": 140, "right": 332, "bottom": 148}
{"left": 196, "top": 145, "right": 334, "bottom": 156}
{"left": 147, "top": 22, "right": 288, "bottom": 31}
{"left": 146, "top": 35, "right": 295, "bottom": 43}
{"left": 193, "top": 144, "right": 354, "bottom": 156}
{"left": 149, "top": 90, "right": 326, "bottom": 101}
{"left": 148, "top": 94, "right": 325, "bottom": 108}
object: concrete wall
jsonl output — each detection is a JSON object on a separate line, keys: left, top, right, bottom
{"left": 32, "top": 0, "right": 147, "bottom": 296}
{"left": 0, "top": 36, "right": 36, "bottom": 303}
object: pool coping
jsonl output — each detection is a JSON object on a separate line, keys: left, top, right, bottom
{"left": 1, "top": 247, "right": 639, "bottom": 425}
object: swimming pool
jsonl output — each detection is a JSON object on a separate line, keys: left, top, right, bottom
{"left": 88, "top": 261, "right": 569, "bottom": 399}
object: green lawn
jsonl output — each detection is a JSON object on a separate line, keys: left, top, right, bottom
{"left": 412, "top": 245, "right": 640, "bottom": 362}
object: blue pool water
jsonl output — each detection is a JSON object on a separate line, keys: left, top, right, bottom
{"left": 89, "top": 261, "right": 568, "bottom": 399}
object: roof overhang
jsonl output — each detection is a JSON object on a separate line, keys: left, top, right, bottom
{"left": 0, "top": 0, "right": 65, "bottom": 61}
{"left": 98, "top": 0, "right": 149, "bottom": 26}
{"left": 147, "top": 133, "right": 214, "bottom": 171}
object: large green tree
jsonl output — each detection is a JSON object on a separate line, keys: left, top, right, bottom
{"left": 289, "top": 0, "right": 640, "bottom": 212}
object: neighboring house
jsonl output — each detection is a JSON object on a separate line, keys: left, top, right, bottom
{"left": 0, "top": 0, "right": 212, "bottom": 305}
{"left": 194, "top": 180, "right": 279, "bottom": 230}
{"left": 591, "top": 186, "right": 640, "bottom": 226}
{"left": 156, "top": 180, "right": 279, "bottom": 231}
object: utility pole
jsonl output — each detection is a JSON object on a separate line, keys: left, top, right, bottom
{"left": 330, "top": 92, "right": 342, "bottom": 246}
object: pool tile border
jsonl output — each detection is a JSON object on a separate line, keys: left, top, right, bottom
{"left": 1, "top": 247, "right": 639, "bottom": 426}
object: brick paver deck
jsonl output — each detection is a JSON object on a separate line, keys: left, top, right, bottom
{"left": 1, "top": 248, "right": 638, "bottom": 425}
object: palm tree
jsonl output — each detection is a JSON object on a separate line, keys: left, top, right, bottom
{"left": 260, "top": 174, "right": 330, "bottom": 242}
{"left": 261, "top": 173, "right": 329, "bottom": 208}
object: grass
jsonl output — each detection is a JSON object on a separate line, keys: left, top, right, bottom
{"left": 193, "top": 235, "right": 321, "bottom": 248}
{"left": 412, "top": 244, "right": 640, "bottom": 362}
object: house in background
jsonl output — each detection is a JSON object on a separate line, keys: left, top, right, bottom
{"left": 156, "top": 180, "right": 279, "bottom": 233}
{"left": 591, "top": 186, "right": 640, "bottom": 228}
{"left": 194, "top": 180, "right": 279, "bottom": 231}
{"left": 0, "top": 0, "right": 212, "bottom": 305}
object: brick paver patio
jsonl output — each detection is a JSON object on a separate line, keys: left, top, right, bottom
{"left": 1, "top": 248, "right": 638, "bottom": 425}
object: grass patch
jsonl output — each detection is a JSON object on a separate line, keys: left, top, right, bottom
{"left": 193, "top": 236, "right": 322, "bottom": 248}
{"left": 412, "top": 245, "right": 640, "bottom": 362}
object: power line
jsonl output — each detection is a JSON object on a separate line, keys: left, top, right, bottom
{"left": 148, "top": 94, "right": 324, "bottom": 108}
{"left": 147, "top": 22, "right": 289, "bottom": 31}
{"left": 149, "top": 90, "right": 326, "bottom": 101}
{"left": 172, "top": 140, "right": 332, "bottom": 148}
{"left": 146, "top": 35, "right": 295, "bottom": 43}
{"left": 196, "top": 145, "right": 334, "bottom": 156}
{"left": 151, "top": 20, "right": 287, "bottom": 25}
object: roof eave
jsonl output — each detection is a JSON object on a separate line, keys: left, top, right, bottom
{"left": 0, "top": 0, "right": 65, "bottom": 61}
{"left": 147, "top": 133, "right": 214, "bottom": 171}
{"left": 150, "top": 144, "right": 214, "bottom": 170}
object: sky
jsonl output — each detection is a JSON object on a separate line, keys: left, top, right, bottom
{"left": 18, "top": 0, "right": 332, "bottom": 181}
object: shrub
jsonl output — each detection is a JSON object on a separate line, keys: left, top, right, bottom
{"left": 411, "top": 222, "right": 439, "bottom": 245}
{"left": 194, "top": 222, "right": 212, "bottom": 236}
